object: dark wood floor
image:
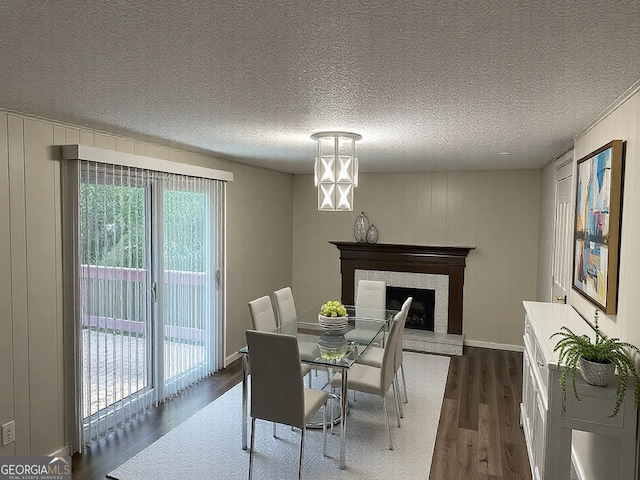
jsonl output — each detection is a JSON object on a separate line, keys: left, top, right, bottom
{"left": 72, "top": 347, "right": 531, "bottom": 480}
{"left": 429, "top": 346, "right": 531, "bottom": 480}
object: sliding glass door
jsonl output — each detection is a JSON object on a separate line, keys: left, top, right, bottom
{"left": 80, "top": 165, "right": 152, "bottom": 440}
{"left": 157, "top": 175, "right": 218, "bottom": 397}
{"left": 79, "top": 162, "right": 223, "bottom": 444}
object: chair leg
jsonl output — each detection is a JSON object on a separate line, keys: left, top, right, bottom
{"left": 298, "top": 428, "right": 306, "bottom": 480}
{"left": 248, "top": 418, "right": 256, "bottom": 480}
{"left": 400, "top": 364, "right": 408, "bottom": 403}
{"left": 392, "top": 378, "right": 402, "bottom": 427}
{"left": 394, "top": 374, "right": 403, "bottom": 420}
{"left": 273, "top": 422, "right": 277, "bottom": 437}
{"left": 330, "top": 395, "right": 334, "bottom": 436}
{"left": 382, "top": 396, "right": 393, "bottom": 450}
{"left": 323, "top": 402, "right": 327, "bottom": 457}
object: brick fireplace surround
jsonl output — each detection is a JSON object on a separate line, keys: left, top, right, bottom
{"left": 330, "top": 242, "right": 474, "bottom": 355}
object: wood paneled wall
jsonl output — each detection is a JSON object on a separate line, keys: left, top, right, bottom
{"left": 0, "top": 116, "right": 15, "bottom": 455}
{"left": 572, "top": 91, "right": 640, "bottom": 339}
{"left": 571, "top": 91, "right": 640, "bottom": 480}
{"left": 0, "top": 112, "right": 293, "bottom": 456}
{"left": 292, "top": 169, "right": 541, "bottom": 348}
{"left": 536, "top": 89, "right": 640, "bottom": 480}
{"left": 537, "top": 89, "right": 640, "bottom": 342}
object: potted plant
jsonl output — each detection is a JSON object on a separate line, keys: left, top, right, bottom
{"left": 318, "top": 300, "right": 348, "bottom": 331}
{"left": 551, "top": 310, "right": 640, "bottom": 417}
{"left": 320, "top": 300, "right": 347, "bottom": 318}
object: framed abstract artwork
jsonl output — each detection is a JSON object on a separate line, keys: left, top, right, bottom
{"left": 572, "top": 140, "right": 624, "bottom": 314}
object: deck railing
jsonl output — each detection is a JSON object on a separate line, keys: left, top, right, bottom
{"left": 81, "top": 265, "right": 207, "bottom": 342}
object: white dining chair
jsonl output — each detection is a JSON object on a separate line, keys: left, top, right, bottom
{"left": 248, "top": 294, "right": 312, "bottom": 392}
{"left": 246, "top": 330, "right": 328, "bottom": 480}
{"left": 344, "top": 280, "right": 387, "bottom": 346}
{"left": 329, "top": 311, "right": 403, "bottom": 450}
{"left": 274, "top": 286, "right": 323, "bottom": 386}
{"left": 248, "top": 295, "right": 278, "bottom": 332}
{"left": 355, "top": 279, "right": 387, "bottom": 309}
{"left": 357, "top": 296, "right": 412, "bottom": 417}
{"left": 274, "top": 287, "right": 297, "bottom": 326}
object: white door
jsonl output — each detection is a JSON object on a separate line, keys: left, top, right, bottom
{"left": 552, "top": 157, "right": 573, "bottom": 304}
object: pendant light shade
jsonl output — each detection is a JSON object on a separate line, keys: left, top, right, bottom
{"left": 311, "top": 131, "right": 361, "bottom": 211}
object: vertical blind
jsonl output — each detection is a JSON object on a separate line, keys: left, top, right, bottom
{"left": 78, "top": 160, "right": 225, "bottom": 445}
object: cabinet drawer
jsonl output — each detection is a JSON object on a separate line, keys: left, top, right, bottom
{"left": 525, "top": 315, "right": 549, "bottom": 396}
{"left": 532, "top": 336, "right": 549, "bottom": 393}
{"left": 524, "top": 320, "right": 533, "bottom": 350}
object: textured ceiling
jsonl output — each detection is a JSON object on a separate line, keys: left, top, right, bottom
{"left": 1, "top": 1, "right": 639, "bottom": 174}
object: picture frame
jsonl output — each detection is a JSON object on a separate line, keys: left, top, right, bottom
{"left": 572, "top": 140, "right": 624, "bottom": 314}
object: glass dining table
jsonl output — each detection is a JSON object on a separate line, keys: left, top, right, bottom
{"left": 238, "top": 304, "right": 398, "bottom": 470}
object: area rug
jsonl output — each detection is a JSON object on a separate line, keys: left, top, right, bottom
{"left": 107, "top": 351, "right": 450, "bottom": 479}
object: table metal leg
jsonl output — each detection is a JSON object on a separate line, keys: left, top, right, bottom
{"left": 340, "top": 368, "right": 348, "bottom": 470}
{"left": 242, "top": 354, "right": 248, "bottom": 450}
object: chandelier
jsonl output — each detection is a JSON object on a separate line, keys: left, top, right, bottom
{"left": 311, "top": 131, "right": 361, "bottom": 211}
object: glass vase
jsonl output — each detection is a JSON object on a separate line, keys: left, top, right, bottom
{"left": 354, "top": 212, "right": 370, "bottom": 243}
{"left": 366, "top": 224, "right": 379, "bottom": 244}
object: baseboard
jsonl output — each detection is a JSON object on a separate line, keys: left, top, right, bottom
{"left": 50, "top": 445, "right": 71, "bottom": 457}
{"left": 225, "top": 351, "right": 242, "bottom": 367}
{"left": 464, "top": 339, "right": 524, "bottom": 352}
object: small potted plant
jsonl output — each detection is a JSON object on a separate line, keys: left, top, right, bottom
{"left": 318, "top": 300, "right": 348, "bottom": 331}
{"left": 551, "top": 309, "right": 640, "bottom": 417}
{"left": 320, "top": 300, "right": 347, "bottom": 318}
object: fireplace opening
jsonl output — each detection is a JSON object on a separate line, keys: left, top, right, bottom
{"left": 386, "top": 286, "right": 435, "bottom": 331}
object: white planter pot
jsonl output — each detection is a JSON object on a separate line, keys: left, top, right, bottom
{"left": 578, "top": 357, "right": 615, "bottom": 386}
{"left": 318, "top": 314, "right": 348, "bottom": 331}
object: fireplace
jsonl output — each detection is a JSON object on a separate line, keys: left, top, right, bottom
{"left": 356, "top": 268, "right": 449, "bottom": 335}
{"left": 330, "top": 242, "right": 474, "bottom": 355}
{"left": 387, "top": 286, "right": 435, "bottom": 331}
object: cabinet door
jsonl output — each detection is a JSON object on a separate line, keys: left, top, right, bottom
{"left": 521, "top": 350, "right": 533, "bottom": 440}
{"left": 524, "top": 351, "right": 537, "bottom": 443}
{"left": 533, "top": 390, "right": 547, "bottom": 480}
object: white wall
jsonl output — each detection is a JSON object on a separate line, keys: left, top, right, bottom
{"left": 0, "top": 111, "right": 293, "bottom": 456}
{"left": 571, "top": 91, "right": 640, "bottom": 337}
{"left": 292, "top": 170, "right": 541, "bottom": 348}
{"left": 536, "top": 88, "right": 640, "bottom": 480}
{"left": 571, "top": 90, "right": 640, "bottom": 480}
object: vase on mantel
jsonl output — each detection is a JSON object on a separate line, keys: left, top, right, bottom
{"left": 366, "top": 224, "right": 379, "bottom": 244}
{"left": 354, "top": 212, "right": 370, "bottom": 243}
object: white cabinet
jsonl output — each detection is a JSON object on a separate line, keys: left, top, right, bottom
{"left": 520, "top": 301, "right": 637, "bottom": 480}
{"left": 521, "top": 309, "right": 550, "bottom": 480}
{"left": 532, "top": 391, "right": 546, "bottom": 480}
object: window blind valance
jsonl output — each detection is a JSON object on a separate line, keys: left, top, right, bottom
{"left": 60, "top": 144, "right": 234, "bottom": 182}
